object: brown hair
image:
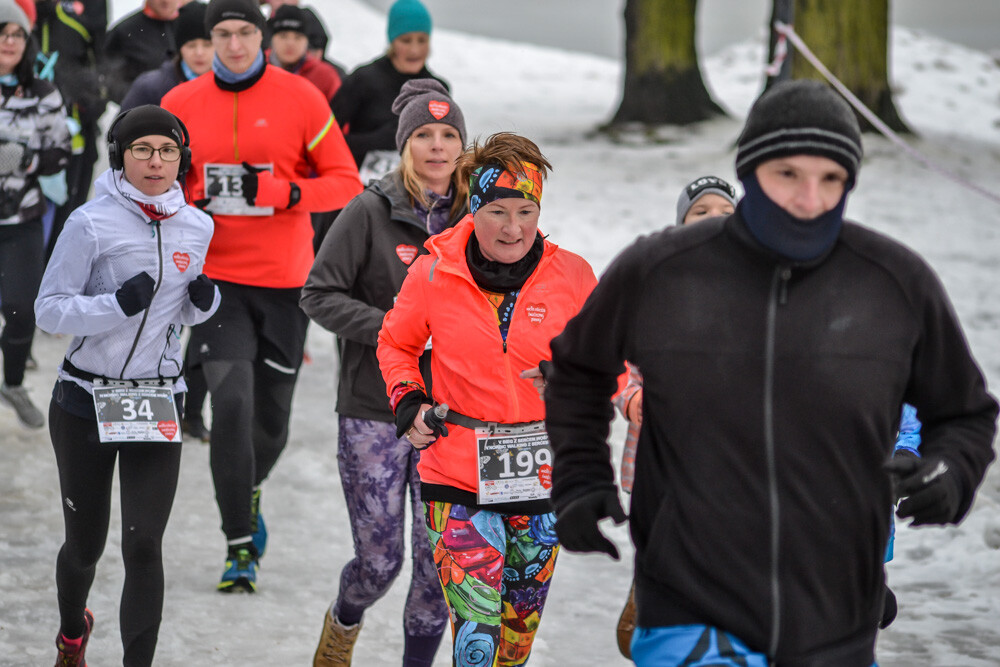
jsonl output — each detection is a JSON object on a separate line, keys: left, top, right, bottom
{"left": 398, "top": 142, "right": 469, "bottom": 221}
{"left": 455, "top": 132, "right": 552, "bottom": 192}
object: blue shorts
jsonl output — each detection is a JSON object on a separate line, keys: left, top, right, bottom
{"left": 631, "top": 625, "right": 878, "bottom": 667}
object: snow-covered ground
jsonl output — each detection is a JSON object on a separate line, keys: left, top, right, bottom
{"left": 2, "top": 1, "right": 999, "bottom": 664}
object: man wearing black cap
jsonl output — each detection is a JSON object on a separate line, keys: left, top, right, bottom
{"left": 121, "top": 1, "right": 214, "bottom": 110}
{"left": 266, "top": 4, "right": 340, "bottom": 102}
{"left": 162, "top": 0, "right": 361, "bottom": 595}
{"left": 544, "top": 80, "right": 997, "bottom": 665}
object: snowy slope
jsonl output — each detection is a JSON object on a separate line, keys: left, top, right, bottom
{"left": 2, "top": 0, "right": 999, "bottom": 664}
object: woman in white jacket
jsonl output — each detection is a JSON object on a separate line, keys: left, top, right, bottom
{"left": 34, "top": 105, "right": 219, "bottom": 667}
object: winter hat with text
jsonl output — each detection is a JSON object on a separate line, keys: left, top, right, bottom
{"left": 205, "top": 0, "right": 264, "bottom": 32}
{"left": 269, "top": 5, "right": 307, "bottom": 36}
{"left": 174, "top": 2, "right": 209, "bottom": 49}
{"left": 0, "top": 0, "right": 31, "bottom": 35}
{"left": 675, "top": 175, "right": 737, "bottom": 225}
{"left": 386, "top": 0, "right": 431, "bottom": 43}
{"left": 392, "top": 78, "right": 466, "bottom": 153}
{"left": 735, "top": 79, "right": 862, "bottom": 185}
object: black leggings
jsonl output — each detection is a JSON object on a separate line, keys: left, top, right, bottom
{"left": 50, "top": 400, "right": 182, "bottom": 667}
{"left": 204, "top": 358, "right": 298, "bottom": 540}
{"left": 0, "top": 218, "right": 43, "bottom": 386}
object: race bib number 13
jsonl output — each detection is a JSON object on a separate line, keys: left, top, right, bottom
{"left": 203, "top": 163, "right": 275, "bottom": 216}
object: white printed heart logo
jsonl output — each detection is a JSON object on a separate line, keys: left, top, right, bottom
{"left": 524, "top": 303, "right": 547, "bottom": 324}
{"left": 428, "top": 100, "right": 450, "bottom": 120}
{"left": 173, "top": 252, "right": 190, "bottom": 272}
{"left": 395, "top": 244, "right": 419, "bottom": 264}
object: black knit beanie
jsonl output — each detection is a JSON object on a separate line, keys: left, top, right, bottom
{"left": 392, "top": 78, "right": 466, "bottom": 153}
{"left": 175, "top": 2, "right": 209, "bottom": 48}
{"left": 115, "top": 105, "right": 186, "bottom": 149}
{"left": 735, "top": 80, "right": 863, "bottom": 182}
{"left": 204, "top": 0, "right": 264, "bottom": 32}
{"left": 269, "top": 5, "right": 307, "bottom": 35}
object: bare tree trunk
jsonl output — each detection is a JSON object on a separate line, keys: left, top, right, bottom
{"left": 765, "top": 0, "right": 910, "bottom": 133}
{"left": 610, "top": 0, "right": 725, "bottom": 126}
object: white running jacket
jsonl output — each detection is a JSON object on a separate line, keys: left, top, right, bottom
{"left": 35, "top": 169, "right": 220, "bottom": 391}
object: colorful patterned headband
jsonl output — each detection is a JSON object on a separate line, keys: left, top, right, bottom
{"left": 468, "top": 162, "right": 543, "bottom": 215}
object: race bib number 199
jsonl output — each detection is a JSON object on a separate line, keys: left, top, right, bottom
{"left": 203, "top": 163, "right": 274, "bottom": 216}
{"left": 476, "top": 422, "right": 552, "bottom": 504}
{"left": 93, "top": 383, "right": 181, "bottom": 444}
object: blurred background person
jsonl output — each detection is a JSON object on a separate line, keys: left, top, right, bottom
{"left": 332, "top": 0, "right": 446, "bottom": 183}
{"left": 266, "top": 4, "right": 339, "bottom": 102}
{"left": 301, "top": 78, "right": 467, "bottom": 667}
{"left": 0, "top": 0, "right": 70, "bottom": 429}
{"left": 121, "top": 1, "right": 212, "bottom": 110}
{"left": 103, "top": 0, "right": 180, "bottom": 104}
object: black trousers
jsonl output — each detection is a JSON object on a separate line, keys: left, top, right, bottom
{"left": 0, "top": 218, "right": 43, "bottom": 386}
{"left": 189, "top": 282, "right": 307, "bottom": 542}
{"left": 50, "top": 393, "right": 182, "bottom": 667}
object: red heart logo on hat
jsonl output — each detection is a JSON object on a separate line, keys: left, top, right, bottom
{"left": 395, "top": 244, "right": 419, "bottom": 264}
{"left": 524, "top": 303, "right": 547, "bottom": 325}
{"left": 157, "top": 420, "right": 178, "bottom": 440}
{"left": 173, "top": 252, "right": 190, "bottom": 272}
{"left": 428, "top": 100, "right": 450, "bottom": 120}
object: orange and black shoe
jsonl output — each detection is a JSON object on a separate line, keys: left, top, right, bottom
{"left": 55, "top": 608, "right": 94, "bottom": 667}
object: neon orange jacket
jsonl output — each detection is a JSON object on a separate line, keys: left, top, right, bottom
{"left": 377, "top": 215, "right": 597, "bottom": 493}
{"left": 161, "top": 66, "right": 362, "bottom": 288}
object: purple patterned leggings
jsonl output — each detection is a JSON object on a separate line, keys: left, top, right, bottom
{"left": 333, "top": 416, "right": 449, "bottom": 639}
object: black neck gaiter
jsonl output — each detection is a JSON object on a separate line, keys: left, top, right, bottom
{"left": 738, "top": 172, "right": 848, "bottom": 262}
{"left": 466, "top": 232, "right": 544, "bottom": 293}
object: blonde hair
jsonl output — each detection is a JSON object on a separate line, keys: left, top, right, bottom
{"left": 398, "top": 141, "right": 469, "bottom": 221}
{"left": 455, "top": 132, "right": 552, "bottom": 189}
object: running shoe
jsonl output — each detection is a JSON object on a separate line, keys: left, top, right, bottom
{"left": 217, "top": 544, "right": 258, "bottom": 593}
{"left": 54, "top": 608, "right": 94, "bottom": 667}
{"left": 251, "top": 487, "right": 268, "bottom": 558}
{"left": 1, "top": 383, "right": 45, "bottom": 429}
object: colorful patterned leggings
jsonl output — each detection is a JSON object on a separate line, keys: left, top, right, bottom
{"left": 423, "top": 501, "right": 560, "bottom": 666}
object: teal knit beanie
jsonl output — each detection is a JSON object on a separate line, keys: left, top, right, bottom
{"left": 387, "top": 0, "right": 431, "bottom": 42}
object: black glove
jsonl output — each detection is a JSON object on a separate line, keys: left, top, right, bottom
{"left": 887, "top": 448, "right": 920, "bottom": 503}
{"left": 187, "top": 274, "right": 215, "bottom": 311}
{"left": 394, "top": 389, "right": 429, "bottom": 439}
{"left": 240, "top": 161, "right": 265, "bottom": 206}
{"left": 115, "top": 272, "right": 155, "bottom": 316}
{"left": 555, "top": 488, "right": 627, "bottom": 559}
{"left": 884, "top": 455, "right": 963, "bottom": 526}
{"left": 879, "top": 582, "right": 897, "bottom": 629}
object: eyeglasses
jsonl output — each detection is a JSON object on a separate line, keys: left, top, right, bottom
{"left": 210, "top": 27, "right": 259, "bottom": 41}
{"left": 127, "top": 144, "right": 182, "bottom": 162}
{"left": 0, "top": 30, "right": 27, "bottom": 43}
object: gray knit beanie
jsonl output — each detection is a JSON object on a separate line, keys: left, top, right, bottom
{"left": 675, "top": 175, "right": 737, "bottom": 225}
{"left": 0, "top": 0, "right": 31, "bottom": 36}
{"left": 735, "top": 79, "right": 863, "bottom": 183}
{"left": 392, "top": 78, "right": 466, "bottom": 153}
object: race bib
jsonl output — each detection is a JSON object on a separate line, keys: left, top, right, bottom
{"left": 93, "top": 381, "right": 181, "bottom": 444}
{"left": 203, "top": 163, "right": 274, "bottom": 216}
{"left": 476, "top": 422, "right": 552, "bottom": 504}
{"left": 358, "top": 150, "right": 401, "bottom": 185}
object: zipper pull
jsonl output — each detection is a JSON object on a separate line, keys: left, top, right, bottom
{"left": 778, "top": 267, "right": 792, "bottom": 306}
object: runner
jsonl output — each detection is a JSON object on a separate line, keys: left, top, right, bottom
{"left": 377, "top": 132, "right": 598, "bottom": 666}
{"left": 301, "top": 78, "right": 467, "bottom": 667}
{"left": 35, "top": 105, "right": 218, "bottom": 667}
{"left": 161, "top": 0, "right": 362, "bottom": 593}
{"left": 0, "top": 0, "right": 70, "bottom": 429}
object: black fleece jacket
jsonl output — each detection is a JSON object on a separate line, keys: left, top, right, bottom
{"left": 545, "top": 213, "right": 997, "bottom": 666}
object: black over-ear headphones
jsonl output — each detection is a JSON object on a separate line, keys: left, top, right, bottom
{"left": 106, "top": 107, "right": 192, "bottom": 177}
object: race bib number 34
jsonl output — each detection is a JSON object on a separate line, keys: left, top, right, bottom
{"left": 476, "top": 422, "right": 552, "bottom": 505}
{"left": 203, "top": 163, "right": 275, "bottom": 216}
{"left": 93, "top": 384, "right": 181, "bottom": 444}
